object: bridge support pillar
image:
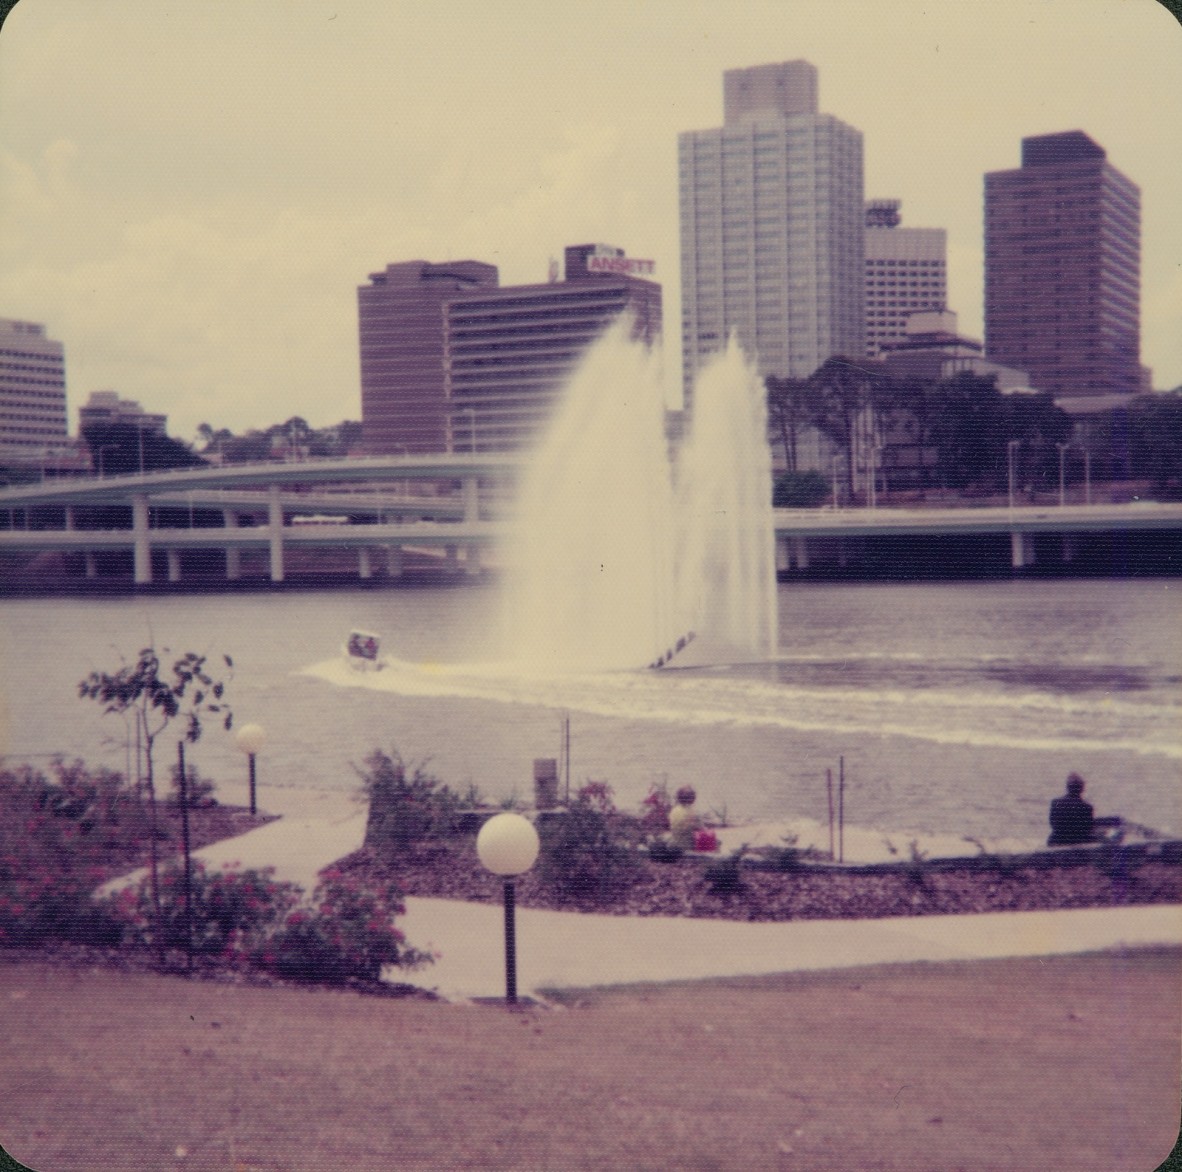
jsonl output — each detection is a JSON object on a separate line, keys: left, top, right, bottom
{"left": 132, "top": 493, "right": 152, "bottom": 584}
{"left": 445, "top": 544, "right": 459, "bottom": 574}
{"left": 64, "top": 506, "right": 75, "bottom": 531}
{"left": 1062, "top": 535, "right": 1078, "bottom": 563}
{"left": 84, "top": 551, "right": 97, "bottom": 579}
{"left": 223, "top": 510, "right": 241, "bottom": 580}
{"left": 791, "top": 536, "right": 810, "bottom": 571}
{"left": 359, "top": 547, "right": 373, "bottom": 580}
{"left": 167, "top": 549, "right": 182, "bottom": 583}
{"left": 268, "top": 484, "right": 285, "bottom": 582}
{"left": 386, "top": 546, "right": 403, "bottom": 578}
{"left": 775, "top": 535, "right": 790, "bottom": 573}
{"left": 1011, "top": 531, "right": 1035, "bottom": 569}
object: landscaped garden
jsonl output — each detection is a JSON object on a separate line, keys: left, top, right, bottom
{"left": 2, "top": 739, "right": 1178, "bottom": 996}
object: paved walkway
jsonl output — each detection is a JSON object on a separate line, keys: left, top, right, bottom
{"left": 147, "top": 789, "right": 1182, "bottom": 1002}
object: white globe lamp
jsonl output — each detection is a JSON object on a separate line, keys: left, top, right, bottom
{"left": 476, "top": 813, "right": 540, "bottom": 1005}
{"left": 234, "top": 723, "right": 267, "bottom": 815}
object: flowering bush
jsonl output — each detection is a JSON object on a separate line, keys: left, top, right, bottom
{"left": 107, "top": 862, "right": 431, "bottom": 986}
{"left": 638, "top": 782, "right": 672, "bottom": 837}
{"left": 107, "top": 861, "right": 300, "bottom": 957}
{"left": 693, "top": 828, "right": 721, "bottom": 853}
{"left": 0, "top": 760, "right": 147, "bottom": 947}
{"left": 258, "top": 869, "right": 431, "bottom": 984}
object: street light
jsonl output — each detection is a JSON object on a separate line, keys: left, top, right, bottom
{"left": 234, "top": 723, "right": 267, "bottom": 815}
{"left": 1007, "top": 439, "right": 1022, "bottom": 511}
{"left": 476, "top": 813, "right": 540, "bottom": 1006}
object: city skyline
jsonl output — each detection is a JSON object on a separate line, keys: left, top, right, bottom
{"left": 1, "top": 0, "right": 1179, "bottom": 442}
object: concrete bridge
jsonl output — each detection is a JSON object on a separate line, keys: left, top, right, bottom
{"left": 2, "top": 455, "right": 1179, "bottom": 585}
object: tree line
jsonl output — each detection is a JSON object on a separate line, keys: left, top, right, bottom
{"left": 767, "top": 358, "right": 1182, "bottom": 503}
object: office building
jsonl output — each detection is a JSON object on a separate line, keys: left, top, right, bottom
{"left": 984, "top": 130, "right": 1140, "bottom": 399}
{"left": 358, "top": 246, "right": 661, "bottom": 455}
{"left": 880, "top": 310, "right": 1031, "bottom": 391}
{"left": 0, "top": 318, "right": 68, "bottom": 457}
{"left": 78, "top": 390, "right": 167, "bottom": 435}
{"left": 445, "top": 244, "right": 661, "bottom": 453}
{"left": 864, "top": 200, "right": 947, "bottom": 359}
{"left": 678, "top": 60, "right": 865, "bottom": 410}
{"left": 358, "top": 260, "right": 498, "bottom": 454}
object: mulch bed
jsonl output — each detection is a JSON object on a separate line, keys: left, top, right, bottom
{"left": 336, "top": 837, "right": 1182, "bottom": 922}
{"left": 86, "top": 803, "right": 277, "bottom": 886}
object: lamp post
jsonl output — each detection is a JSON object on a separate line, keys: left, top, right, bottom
{"left": 476, "top": 813, "right": 540, "bottom": 1006}
{"left": 1007, "top": 439, "right": 1021, "bottom": 511}
{"left": 234, "top": 723, "right": 267, "bottom": 815}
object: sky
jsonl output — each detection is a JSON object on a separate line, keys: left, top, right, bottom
{"left": 1, "top": 0, "right": 1180, "bottom": 443}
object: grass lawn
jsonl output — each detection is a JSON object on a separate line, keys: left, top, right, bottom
{"left": 1, "top": 947, "right": 1178, "bottom": 1171}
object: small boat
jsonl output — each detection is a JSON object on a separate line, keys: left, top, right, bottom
{"left": 343, "top": 629, "right": 385, "bottom": 671}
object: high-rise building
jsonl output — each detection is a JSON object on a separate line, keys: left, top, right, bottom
{"left": 445, "top": 244, "right": 661, "bottom": 453}
{"left": 78, "top": 390, "right": 167, "bottom": 435}
{"left": 0, "top": 318, "right": 68, "bottom": 456}
{"left": 358, "top": 246, "right": 661, "bottom": 455}
{"left": 984, "top": 130, "right": 1140, "bottom": 399}
{"left": 678, "top": 60, "right": 864, "bottom": 410}
{"left": 864, "top": 200, "right": 947, "bottom": 359}
{"left": 358, "top": 260, "right": 498, "bottom": 454}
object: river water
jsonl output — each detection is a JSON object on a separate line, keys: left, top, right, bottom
{"left": 1, "top": 577, "right": 1178, "bottom": 851}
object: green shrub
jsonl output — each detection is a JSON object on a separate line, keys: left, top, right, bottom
{"left": 360, "top": 749, "right": 474, "bottom": 854}
{"left": 538, "top": 786, "right": 639, "bottom": 906}
{"left": 704, "top": 847, "right": 748, "bottom": 897}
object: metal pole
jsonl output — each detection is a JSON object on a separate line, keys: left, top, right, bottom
{"left": 248, "top": 752, "right": 258, "bottom": 816}
{"left": 503, "top": 879, "right": 517, "bottom": 1005}
{"left": 827, "top": 768, "right": 834, "bottom": 860}
{"left": 838, "top": 756, "right": 845, "bottom": 864}
{"left": 178, "top": 740, "right": 194, "bottom": 971}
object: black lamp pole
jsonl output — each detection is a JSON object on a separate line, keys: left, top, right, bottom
{"left": 247, "top": 752, "right": 257, "bottom": 816}
{"left": 503, "top": 879, "right": 518, "bottom": 1005}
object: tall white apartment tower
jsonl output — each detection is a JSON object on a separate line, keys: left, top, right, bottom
{"left": 678, "top": 60, "right": 865, "bottom": 410}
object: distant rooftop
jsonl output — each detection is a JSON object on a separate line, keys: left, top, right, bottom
{"left": 1021, "top": 130, "right": 1106, "bottom": 168}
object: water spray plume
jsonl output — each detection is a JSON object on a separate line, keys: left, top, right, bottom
{"left": 503, "top": 320, "right": 777, "bottom": 672}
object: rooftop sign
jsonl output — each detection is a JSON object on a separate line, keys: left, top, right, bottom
{"left": 587, "top": 255, "right": 655, "bottom": 276}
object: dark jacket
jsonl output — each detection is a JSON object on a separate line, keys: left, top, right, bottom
{"left": 1048, "top": 793, "right": 1095, "bottom": 846}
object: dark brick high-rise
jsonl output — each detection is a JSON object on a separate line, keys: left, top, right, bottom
{"left": 984, "top": 130, "right": 1140, "bottom": 399}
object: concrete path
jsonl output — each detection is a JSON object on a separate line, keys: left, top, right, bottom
{"left": 400, "top": 897, "right": 1182, "bottom": 1002}
{"left": 108, "top": 789, "right": 1182, "bottom": 1002}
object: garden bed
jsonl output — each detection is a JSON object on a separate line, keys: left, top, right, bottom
{"left": 335, "top": 834, "right": 1182, "bottom": 923}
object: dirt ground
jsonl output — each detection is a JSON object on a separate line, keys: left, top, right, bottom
{"left": 0, "top": 947, "right": 1178, "bottom": 1172}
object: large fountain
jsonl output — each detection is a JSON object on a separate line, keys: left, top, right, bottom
{"left": 502, "top": 318, "right": 777, "bottom": 673}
